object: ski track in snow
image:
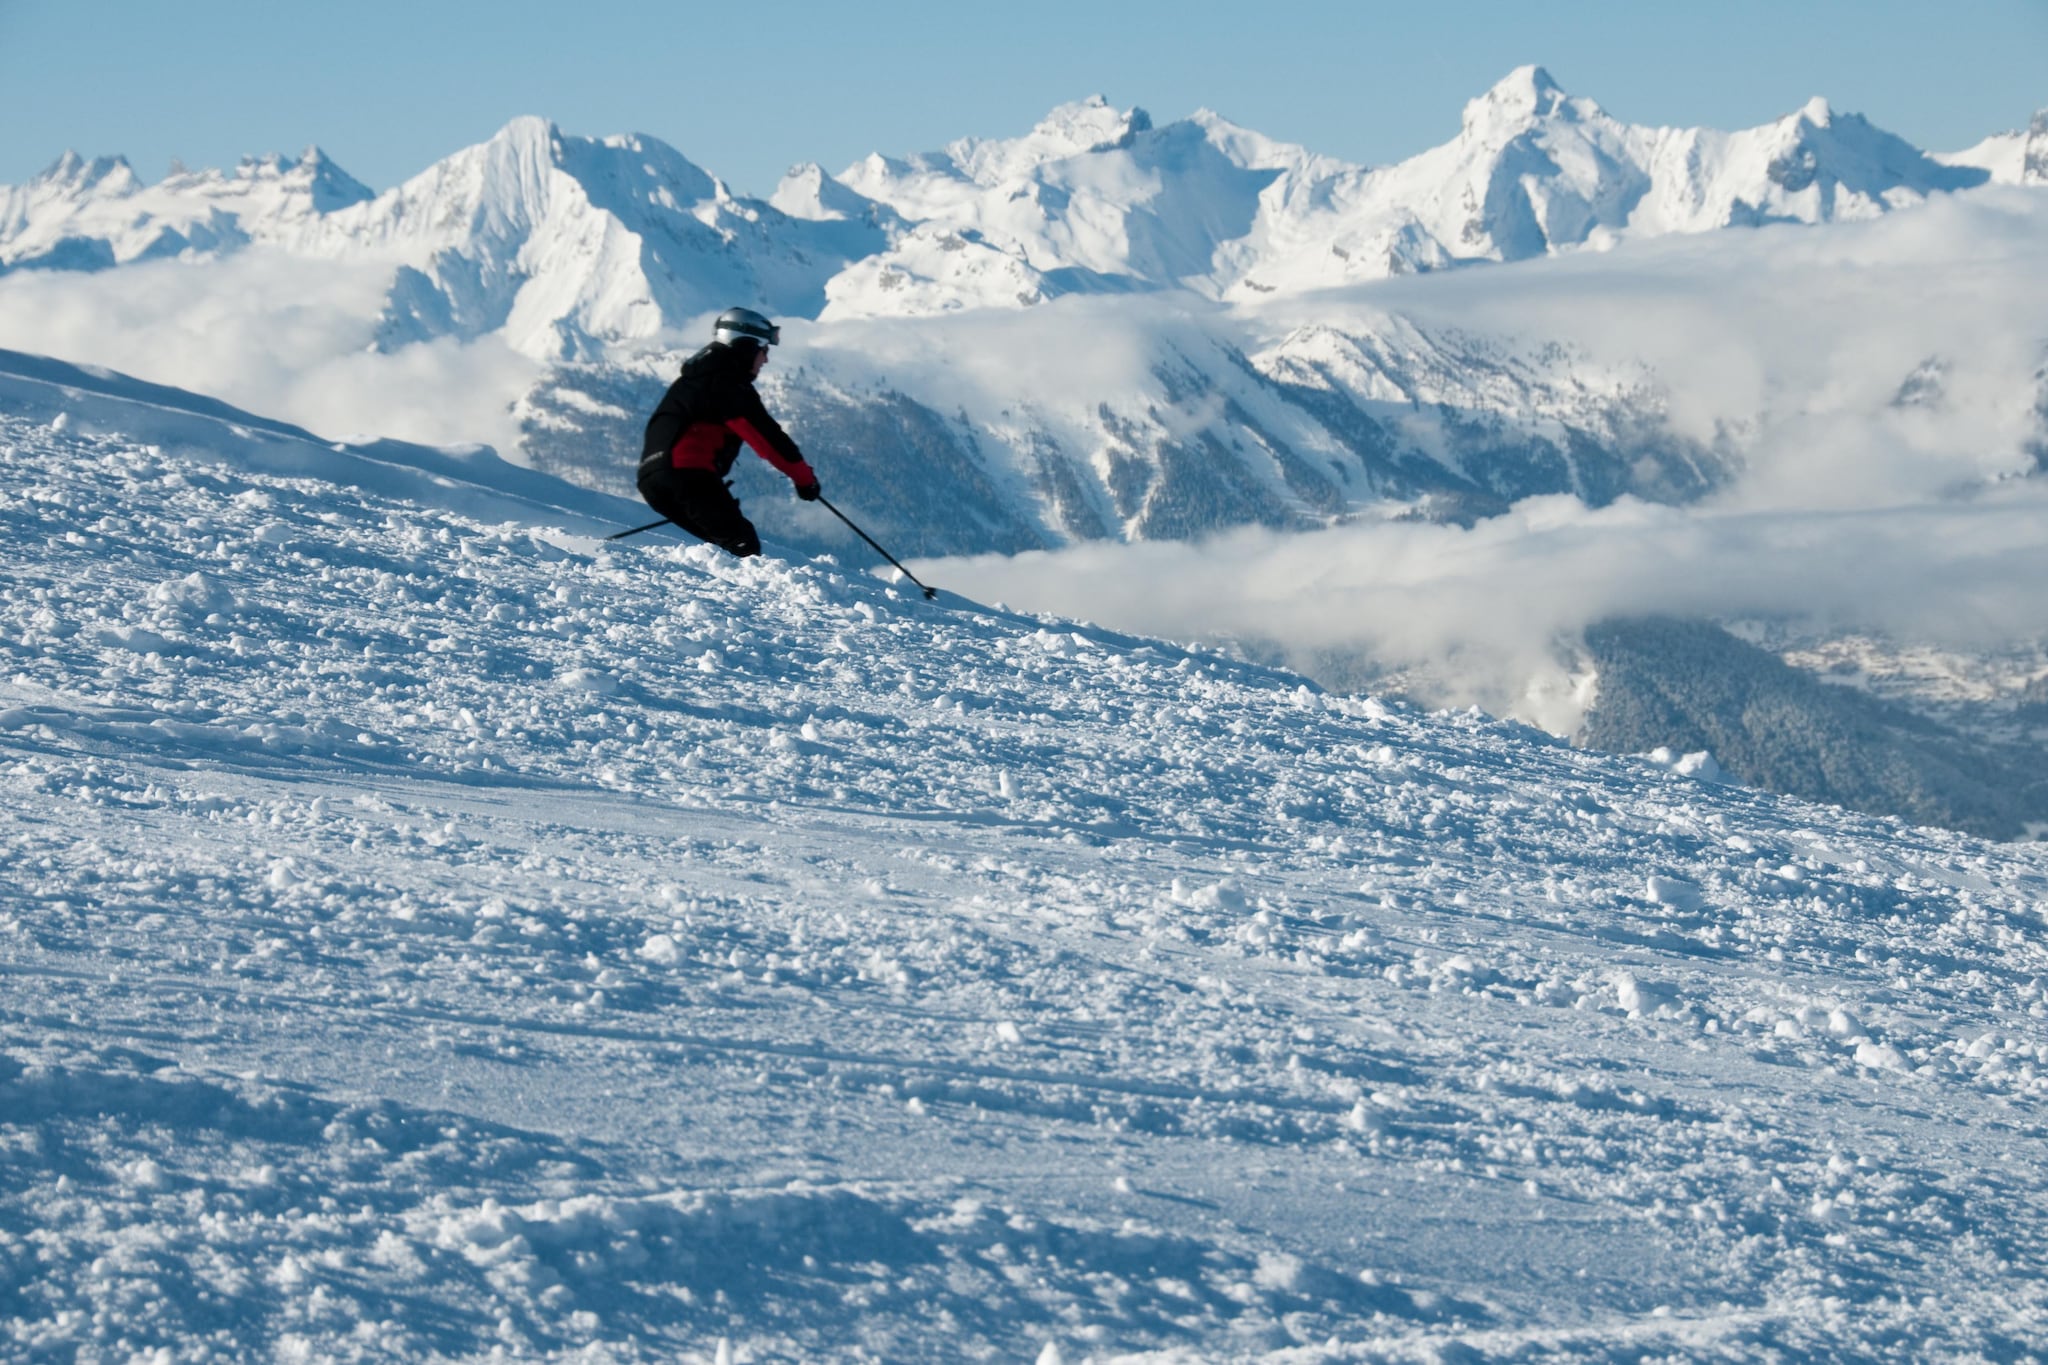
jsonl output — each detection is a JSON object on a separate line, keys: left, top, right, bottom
{"left": 2, "top": 406, "right": 2047, "bottom": 1362}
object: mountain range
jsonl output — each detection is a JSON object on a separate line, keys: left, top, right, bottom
{"left": 5, "top": 67, "right": 2037, "bottom": 358}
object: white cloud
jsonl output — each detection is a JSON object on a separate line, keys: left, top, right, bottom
{"left": 927, "top": 485, "right": 2048, "bottom": 732}
{"left": 0, "top": 249, "right": 542, "bottom": 457}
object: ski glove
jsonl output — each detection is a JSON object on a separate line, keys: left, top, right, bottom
{"left": 796, "top": 479, "right": 822, "bottom": 502}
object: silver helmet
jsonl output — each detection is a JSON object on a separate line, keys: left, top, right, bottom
{"left": 712, "top": 306, "right": 780, "bottom": 348}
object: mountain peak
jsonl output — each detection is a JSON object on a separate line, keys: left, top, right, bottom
{"left": 459, "top": 115, "right": 566, "bottom": 176}
{"left": 487, "top": 115, "right": 563, "bottom": 156}
{"left": 946, "top": 96, "right": 1155, "bottom": 184}
{"left": 1031, "top": 95, "right": 1153, "bottom": 154}
{"left": 770, "top": 161, "right": 878, "bottom": 221}
{"left": 33, "top": 150, "right": 137, "bottom": 195}
{"left": 292, "top": 145, "right": 375, "bottom": 210}
{"left": 1795, "top": 95, "right": 1834, "bottom": 128}
{"left": 463, "top": 117, "right": 569, "bottom": 208}
{"left": 199, "top": 146, "right": 375, "bottom": 211}
{"left": 1464, "top": 65, "right": 1570, "bottom": 131}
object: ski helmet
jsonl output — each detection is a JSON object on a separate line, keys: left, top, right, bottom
{"left": 712, "top": 307, "right": 780, "bottom": 348}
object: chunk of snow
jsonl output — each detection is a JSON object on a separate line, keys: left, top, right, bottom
{"left": 1855, "top": 1040, "right": 1909, "bottom": 1071}
{"left": 1612, "top": 971, "right": 1679, "bottom": 1016}
{"left": 1171, "top": 878, "right": 1246, "bottom": 911}
{"left": 556, "top": 667, "right": 618, "bottom": 695}
{"left": 639, "top": 934, "right": 683, "bottom": 966}
{"left": 1253, "top": 1251, "right": 1306, "bottom": 1291}
{"left": 1646, "top": 747, "right": 1725, "bottom": 782}
{"left": 1644, "top": 875, "right": 1705, "bottom": 912}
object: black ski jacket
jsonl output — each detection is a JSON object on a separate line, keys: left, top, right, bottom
{"left": 642, "top": 344, "right": 815, "bottom": 486}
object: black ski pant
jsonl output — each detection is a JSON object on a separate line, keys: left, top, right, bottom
{"left": 636, "top": 457, "right": 761, "bottom": 559}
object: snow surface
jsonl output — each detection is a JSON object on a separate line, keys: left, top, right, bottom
{"left": 4, "top": 368, "right": 2048, "bottom": 1361}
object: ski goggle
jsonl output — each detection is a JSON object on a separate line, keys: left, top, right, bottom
{"left": 719, "top": 319, "right": 780, "bottom": 346}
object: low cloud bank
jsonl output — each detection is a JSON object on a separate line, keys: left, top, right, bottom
{"left": 926, "top": 485, "right": 2048, "bottom": 731}
{"left": 0, "top": 251, "right": 541, "bottom": 457}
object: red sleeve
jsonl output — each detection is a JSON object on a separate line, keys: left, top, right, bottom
{"left": 726, "top": 388, "right": 814, "bottom": 484}
{"left": 728, "top": 417, "right": 814, "bottom": 483}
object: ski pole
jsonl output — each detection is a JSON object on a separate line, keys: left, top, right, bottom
{"left": 818, "top": 496, "right": 938, "bottom": 600}
{"left": 606, "top": 517, "right": 672, "bottom": 541}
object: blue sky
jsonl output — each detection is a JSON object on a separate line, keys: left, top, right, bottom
{"left": 3, "top": 0, "right": 2043, "bottom": 194}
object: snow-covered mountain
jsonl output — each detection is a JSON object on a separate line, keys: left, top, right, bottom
{"left": 827, "top": 69, "right": 2001, "bottom": 313}
{"left": 3, "top": 71, "right": 2031, "bottom": 352}
{"left": 5, "top": 351, "right": 2048, "bottom": 1360}
{"left": 329, "top": 117, "right": 884, "bottom": 359}
{"left": 0, "top": 146, "right": 373, "bottom": 271}
{"left": 1, "top": 118, "right": 882, "bottom": 360}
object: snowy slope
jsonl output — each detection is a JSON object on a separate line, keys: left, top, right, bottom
{"left": 0, "top": 347, "right": 643, "bottom": 535}
{"left": 4, "top": 373, "right": 2048, "bottom": 1360}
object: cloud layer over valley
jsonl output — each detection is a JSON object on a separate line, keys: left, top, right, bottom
{"left": 925, "top": 188, "right": 2048, "bottom": 728}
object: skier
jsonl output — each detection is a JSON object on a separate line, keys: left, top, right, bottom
{"left": 637, "top": 307, "right": 820, "bottom": 558}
